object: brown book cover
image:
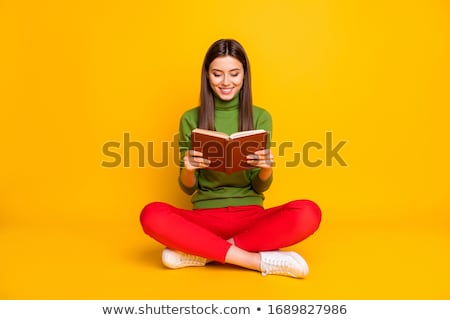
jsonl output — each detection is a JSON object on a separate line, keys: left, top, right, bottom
{"left": 191, "top": 128, "right": 268, "bottom": 174}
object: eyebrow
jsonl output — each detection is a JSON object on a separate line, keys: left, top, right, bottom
{"left": 211, "top": 68, "right": 242, "bottom": 72}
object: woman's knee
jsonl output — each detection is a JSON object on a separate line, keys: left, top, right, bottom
{"left": 287, "top": 199, "right": 322, "bottom": 232}
{"left": 139, "top": 201, "right": 171, "bottom": 234}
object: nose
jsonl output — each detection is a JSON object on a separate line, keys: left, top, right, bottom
{"left": 222, "top": 74, "right": 230, "bottom": 86}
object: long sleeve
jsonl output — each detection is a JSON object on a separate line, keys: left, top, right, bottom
{"left": 178, "top": 107, "right": 200, "bottom": 195}
{"left": 250, "top": 107, "right": 273, "bottom": 193}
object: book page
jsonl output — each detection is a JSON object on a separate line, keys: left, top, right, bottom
{"left": 229, "top": 129, "right": 266, "bottom": 140}
{"left": 191, "top": 128, "right": 230, "bottom": 140}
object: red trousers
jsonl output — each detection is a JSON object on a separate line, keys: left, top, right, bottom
{"left": 140, "top": 200, "right": 321, "bottom": 263}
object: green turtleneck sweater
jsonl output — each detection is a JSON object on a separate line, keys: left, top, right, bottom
{"left": 178, "top": 95, "right": 273, "bottom": 209}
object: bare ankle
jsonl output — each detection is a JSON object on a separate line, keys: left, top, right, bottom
{"left": 225, "top": 246, "right": 261, "bottom": 271}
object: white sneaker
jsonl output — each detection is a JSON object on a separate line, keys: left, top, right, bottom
{"left": 260, "top": 251, "right": 309, "bottom": 278}
{"left": 162, "top": 248, "right": 207, "bottom": 269}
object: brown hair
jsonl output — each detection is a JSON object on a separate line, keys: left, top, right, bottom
{"left": 198, "top": 39, "right": 254, "bottom": 131}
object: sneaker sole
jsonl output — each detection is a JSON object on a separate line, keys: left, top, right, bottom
{"left": 162, "top": 248, "right": 206, "bottom": 269}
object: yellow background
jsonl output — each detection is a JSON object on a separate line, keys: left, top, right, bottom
{"left": 1, "top": 0, "right": 449, "bottom": 299}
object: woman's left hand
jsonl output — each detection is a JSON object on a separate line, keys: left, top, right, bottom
{"left": 246, "top": 149, "right": 274, "bottom": 169}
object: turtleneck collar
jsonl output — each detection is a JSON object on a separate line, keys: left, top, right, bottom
{"left": 214, "top": 94, "right": 240, "bottom": 111}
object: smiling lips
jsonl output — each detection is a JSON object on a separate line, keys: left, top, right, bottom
{"left": 220, "top": 87, "right": 234, "bottom": 95}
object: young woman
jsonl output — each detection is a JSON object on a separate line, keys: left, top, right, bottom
{"left": 140, "top": 39, "right": 321, "bottom": 279}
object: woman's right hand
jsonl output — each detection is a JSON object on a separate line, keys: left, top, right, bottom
{"left": 183, "top": 150, "right": 211, "bottom": 172}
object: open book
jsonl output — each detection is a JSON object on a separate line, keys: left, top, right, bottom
{"left": 191, "top": 128, "right": 268, "bottom": 174}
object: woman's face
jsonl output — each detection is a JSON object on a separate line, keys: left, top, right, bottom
{"left": 208, "top": 56, "right": 244, "bottom": 101}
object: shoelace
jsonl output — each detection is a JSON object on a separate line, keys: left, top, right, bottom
{"left": 261, "top": 255, "right": 295, "bottom": 276}
{"left": 175, "top": 252, "right": 206, "bottom": 265}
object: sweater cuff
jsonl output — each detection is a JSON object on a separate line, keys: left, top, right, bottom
{"left": 178, "top": 175, "right": 197, "bottom": 195}
{"left": 251, "top": 170, "right": 273, "bottom": 193}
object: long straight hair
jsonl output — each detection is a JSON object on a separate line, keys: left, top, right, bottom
{"left": 198, "top": 39, "right": 254, "bottom": 131}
